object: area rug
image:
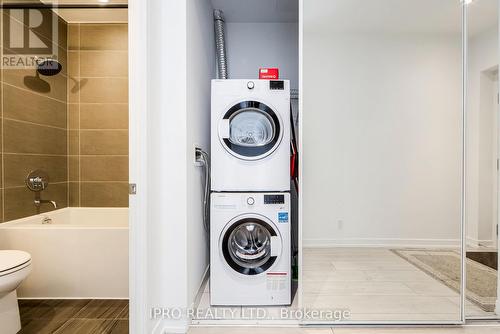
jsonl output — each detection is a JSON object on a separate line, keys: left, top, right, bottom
{"left": 391, "top": 249, "right": 497, "bottom": 312}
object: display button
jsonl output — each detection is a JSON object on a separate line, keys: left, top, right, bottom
{"left": 247, "top": 197, "right": 255, "bottom": 205}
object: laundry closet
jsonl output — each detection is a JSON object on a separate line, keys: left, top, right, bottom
{"left": 185, "top": 0, "right": 300, "bottom": 326}
{"left": 172, "top": 0, "right": 500, "bottom": 330}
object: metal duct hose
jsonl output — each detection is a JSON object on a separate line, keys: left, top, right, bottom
{"left": 214, "top": 9, "right": 228, "bottom": 79}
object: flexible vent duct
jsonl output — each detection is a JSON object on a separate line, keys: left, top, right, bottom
{"left": 214, "top": 9, "right": 228, "bottom": 79}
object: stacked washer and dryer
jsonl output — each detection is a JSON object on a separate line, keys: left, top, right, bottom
{"left": 210, "top": 79, "right": 292, "bottom": 306}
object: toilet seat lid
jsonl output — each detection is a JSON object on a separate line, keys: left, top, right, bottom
{"left": 0, "top": 250, "right": 31, "bottom": 272}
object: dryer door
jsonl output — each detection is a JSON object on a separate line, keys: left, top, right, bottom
{"left": 221, "top": 215, "right": 282, "bottom": 276}
{"left": 218, "top": 101, "right": 283, "bottom": 161}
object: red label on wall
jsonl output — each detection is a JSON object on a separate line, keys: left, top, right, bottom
{"left": 259, "top": 68, "right": 279, "bottom": 79}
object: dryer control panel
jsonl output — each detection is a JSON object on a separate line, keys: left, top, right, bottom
{"left": 264, "top": 194, "right": 285, "bottom": 204}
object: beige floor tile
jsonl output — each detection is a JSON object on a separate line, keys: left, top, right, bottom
{"left": 303, "top": 281, "right": 416, "bottom": 296}
{"left": 403, "top": 281, "right": 458, "bottom": 297}
{"left": 332, "top": 326, "right": 500, "bottom": 334}
{"left": 188, "top": 327, "right": 333, "bottom": 334}
{"left": 195, "top": 293, "right": 241, "bottom": 320}
{"left": 330, "top": 261, "right": 416, "bottom": 271}
{"left": 365, "top": 270, "right": 435, "bottom": 282}
{"left": 302, "top": 295, "right": 460, "bottom": 316}
{"left": 303, "top": 270, "right": 371, "bottom": 282}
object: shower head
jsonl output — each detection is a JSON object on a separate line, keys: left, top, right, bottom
{"left": 36, "top": 58, "right": 63, "bottom": 76}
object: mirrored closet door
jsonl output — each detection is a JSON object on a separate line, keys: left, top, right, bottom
{"left": 465, "top": 0, "right": 500, "bottom": 320}
{"left": 301, "top": 0, "right": 465, "bottom": 323}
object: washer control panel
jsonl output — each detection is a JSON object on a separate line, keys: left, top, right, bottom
{"left": 264, "top": 194, "right": 285, "bottom": 204}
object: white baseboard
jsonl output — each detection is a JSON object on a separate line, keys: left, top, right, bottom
{"left": 152, "top": 319, "right": 189, "bottom": 334}
{"left": 303, "top": 238, "right": 461, "bottom": 248}
{"left": 466, "top": 236, "right": 496, "bottom": 248}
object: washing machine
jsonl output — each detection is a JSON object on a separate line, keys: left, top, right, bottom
{"left": 210, "top": 192, "right": 291, "bottom": 306}
{"left": 211, "top": 79, "right": 290, "bottom": 192}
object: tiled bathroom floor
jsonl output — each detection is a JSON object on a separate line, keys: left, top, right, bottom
{"left": 18, "top": 299, "right": 128, "bottom": 334}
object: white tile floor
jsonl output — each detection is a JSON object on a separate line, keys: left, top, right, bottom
{"left": 188, "top": 324, "right": 500, "bottom": 333}
{"left": 302, "top": 248, "right": 492, "bottom": 321}
{"left": 194, "top": 247, "right": 496, "bottom": 326}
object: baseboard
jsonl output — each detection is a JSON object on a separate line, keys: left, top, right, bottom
{"left": 303, "top": 238, "right": 461, "bottom": 248}
{"left": 466, "top": 236, "right": 496, "bottom": 248}
{"left": 191, "top": 265, "right": 209, "bottom": 310}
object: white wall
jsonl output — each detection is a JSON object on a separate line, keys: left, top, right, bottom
{"left": 466, "top": 26, "right": 499, "bottom": 246}
{"left": 141, "top": 1, "right": 214, "bottom": 333}
{"left": 186, "top": 0, "right": 215, "bottom": 307}
{"left": 303, "top": 29, "right": 463, "bottom": 247}
{"left": 146, "top": 0, "right": 189, "bottom": 332}
{"left": 225, "top": 22, "right": 299, "bottom": 89}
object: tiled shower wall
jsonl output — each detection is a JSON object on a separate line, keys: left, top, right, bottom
{"left": 0, "top": 18, "right": 128, "bottom": 223}
{"left": 67, "top": 23, "right": 129, "bottom": 207}
{"left": 1, "top": 13, "right": 69, "bottom": 222}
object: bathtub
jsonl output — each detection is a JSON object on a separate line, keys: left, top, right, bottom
{"left": 0, "top": 207, "right": 128, "bottom": 299}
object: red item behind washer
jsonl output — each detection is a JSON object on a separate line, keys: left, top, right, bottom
{"left": 259, "top": 68, "right": 279, "bottom": 80}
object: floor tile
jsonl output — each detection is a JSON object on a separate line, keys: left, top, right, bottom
{"left": 188, "top": 327, "right": 333, "bottom": 334}
{"left": 73, "top": 299, "right": 128, "bottom": 319}
{"left": 53, "top": 319, "right": 118, "bottom": 334}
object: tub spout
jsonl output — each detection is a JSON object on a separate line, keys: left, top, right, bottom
{"left": 34, "top": 198, "right": 57, "bottom": 210}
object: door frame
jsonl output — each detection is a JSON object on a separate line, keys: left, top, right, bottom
{"left": 129, "top": 0, "right": 148, "bottom": 332}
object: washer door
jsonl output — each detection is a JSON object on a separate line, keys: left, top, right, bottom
{"left": 221, "top": 215, "right": 282, "bottom": 276}
{"left": 218, "top": 101, "right": 283, "bottom": 161}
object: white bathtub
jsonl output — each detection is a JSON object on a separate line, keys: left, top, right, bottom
{"left": 0, "top": 208, "right": 128, "bottom": 299}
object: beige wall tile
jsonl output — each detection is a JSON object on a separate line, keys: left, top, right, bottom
{"left": 4, "top": 183, "right": 68, "bottom": 222}
{"left": 4, "top": 120, "right": 67, "bottom": 155}
{"left": 3, "top": 84, "right": 67, "bottom": 128}
{"left": 69, "top": 182, "right": 80, "bottom": 207}
{"left": 80, "top": 130, "right": 128, "bottom": 155}
{"left": 81, "top": 182, "right": 128, "bottom": 207}
{"left": 68, "top": 78, "right": 81, "bottom": 103}
{"left": 80, "top": 51, "right": 128, "bottom": 77}
{"left": 68, "top": 51, "right": 80, "bottom": 78}
{"left": 81, "top": 156, "right": 128, "bottom": 182}
{"left": 80, "top": 78, "right": 128, "bottom": 103}
{"left": 69, "top": 130, "right": 80, "bottom": 155}
{"left": 4, "top": 154, "right": 67, "bottom": 188}
{"left": 68, "top": 104, "right": 80, "bottom": 129}
{"left": 0, "top": 191, "right": 3, "bottom": 223}
{"left": 69, "top": 156, "right": 80, "bottom": 182}
{"left": 68, "top": 24, "right": 80, "bottom": 50}
{"left": 80, "top": 24, "right": 128, "bottom": 51}
{"left": 2, "top": 69, "right": 67, "bottom": 102}
{"left": 56, "top": 46, "right": 68, "bottom": 76}
{"left": 80, "top": 103, "right": 128, "bottom": 129}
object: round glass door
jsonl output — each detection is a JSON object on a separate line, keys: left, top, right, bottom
{"left": 221, "top": 217, "right": 279, "bottom": 275}
{"left": 219, "top": 101, "right": 282, "bottom": 160}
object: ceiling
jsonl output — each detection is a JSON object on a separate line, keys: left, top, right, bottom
{"left": 37, "top": 0, "right": 128, "bottom": 23}
{"left": 304, "top": 0, "right": 497, "bottom": 36}
{"left": 211, "top": 0, "right": 298, "bottom": 23}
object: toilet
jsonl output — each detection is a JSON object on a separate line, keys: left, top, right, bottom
{"left": 0, "top": 250, "right": 32, "bottom": 334}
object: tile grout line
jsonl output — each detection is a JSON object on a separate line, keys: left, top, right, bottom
{"left": 67, "top": 21, "right": 70, "bottom": 210}
{"left": 78, "top": 23, "right": 81, "bottom": 208}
